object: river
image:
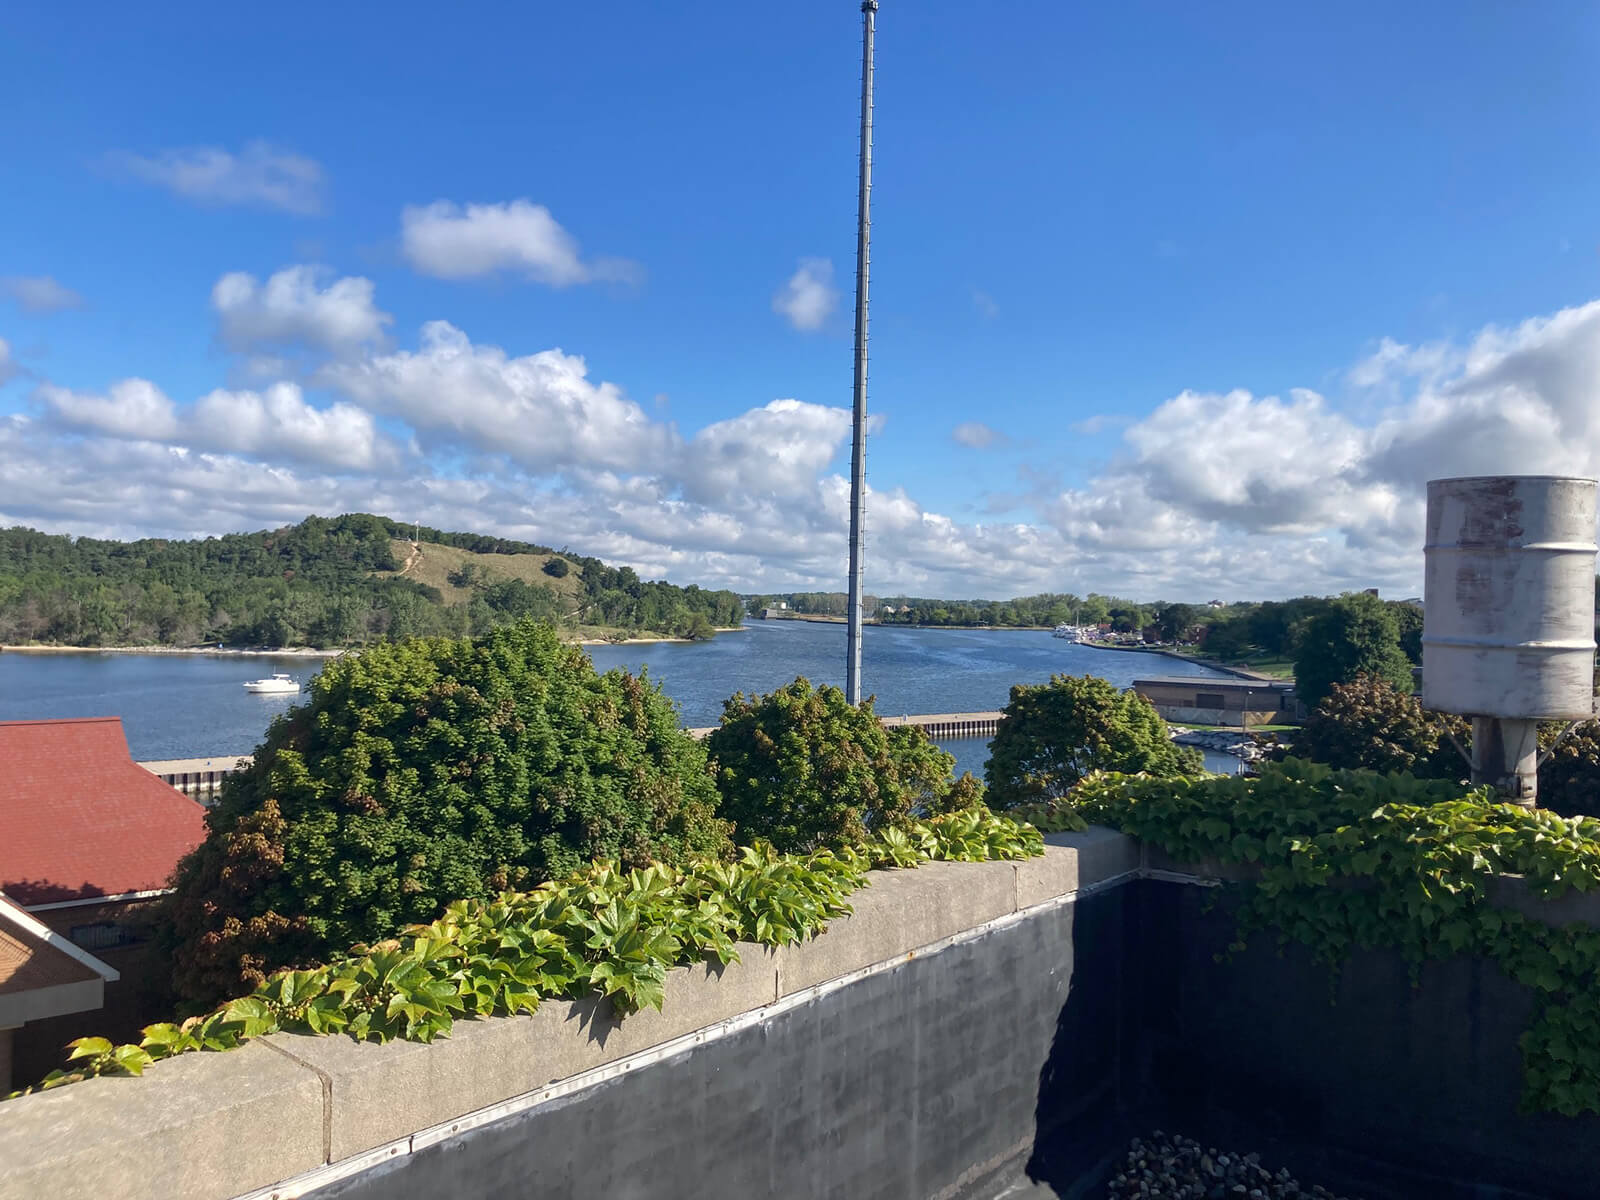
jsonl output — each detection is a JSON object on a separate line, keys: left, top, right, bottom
{"left": 0, "top": 622, "right": 1243, "bottom": 776}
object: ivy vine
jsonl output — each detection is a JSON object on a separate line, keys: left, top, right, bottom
{"left": 8, "top": 807, "right": 1042, "bottom": 1099}
{"left": 1021, "top": 759, "right": 1600, "bottom": 1116}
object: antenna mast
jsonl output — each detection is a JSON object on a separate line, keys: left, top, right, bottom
{"left": 845, "top": 0, "right": 877, "bottom": 705}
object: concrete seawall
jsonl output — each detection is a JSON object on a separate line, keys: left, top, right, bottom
{"left": 8, "top": 834, "right": 1600, "bottom": 1199}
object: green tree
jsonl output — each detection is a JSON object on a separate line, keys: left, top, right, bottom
{"left": 1290, "top": 673, "right": 1465, "bottom": 778}
{"left": 1534, "top": 722, "right": 1600, "bottom": 819}
{"left": 1155, "top": 603, "right": 1202, "bottom": 643}
{"left": 164, "top": 619, "right": 729, "bottom": 1007}
{"left": 542, "top": 557, "right": 570, "bottom": 578}
{"left": 1200, "top": 618, "right": 1254, "bottom": 660}
{"left": 1389, "top": 600, "right": 1425, "bottom": 666}
{"left": 1292, "top": 591, "right": 1414, "bottom": 707}
{"left": 983, "top": 674, "right": 1202, "bottom": 809}
{"left": 706, "top": 678, "right": 978, "bottom": 853}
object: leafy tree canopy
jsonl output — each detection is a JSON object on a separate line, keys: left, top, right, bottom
{"left": 1292, "top": 591, "right": 1414, "bottom": 707}
{"left": 983, "top": 673, "right": 1201, "bottom": 809}
{"left": 706, "top": 678, "right": 980, "bottom": 853}
{"left": 1290, "top": 673, "right": 1465, "bottom": 779}
{"left": 0, "top": 514, "right": 743, "bottom": 648}
{"left": 164, "top": 619, "right": 729, "bottom": 1007}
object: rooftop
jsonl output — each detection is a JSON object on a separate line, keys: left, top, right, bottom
{"left": 1132, "top": 676, "right": 1294, "bottom": 690}
{"left": 0, "top": 717, "right": 207, "bottom": 907}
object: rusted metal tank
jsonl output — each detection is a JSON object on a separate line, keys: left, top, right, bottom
{"left": 1422, "top": 475, "right": 1597, "bottom": 721}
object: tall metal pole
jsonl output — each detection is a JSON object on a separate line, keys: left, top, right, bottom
{"left": 845, "top": 0, "right": 877, "bottom": 705}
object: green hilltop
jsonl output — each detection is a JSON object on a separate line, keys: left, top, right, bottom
{"left": 0, "top": 513, "right": 743, "bottom": 648}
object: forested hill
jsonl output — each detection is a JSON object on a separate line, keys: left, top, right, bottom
{"left": 0, "top": 514, "right": 743, "bottom": 648}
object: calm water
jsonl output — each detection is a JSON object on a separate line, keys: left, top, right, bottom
{"left": 0, "top": 622, "right": 1238, "bottom": 773}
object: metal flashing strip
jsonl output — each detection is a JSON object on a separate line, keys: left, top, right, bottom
{"left": 232, "top": 865, "right": 1153, "bottom": 1200}
{"left": 24, "top": 888, "right": 172, "bottom": 912}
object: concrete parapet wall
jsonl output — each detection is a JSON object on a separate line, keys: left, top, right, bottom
{"left": 10, "top": 827, "right": 1600, "bottom": 1200}
{"left": 0, "top": 833, "right": 1135, "bottom": 1200}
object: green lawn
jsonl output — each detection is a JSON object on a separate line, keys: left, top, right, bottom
{"left": 1167, "top": 646, "right": 1295, "bottom": 679}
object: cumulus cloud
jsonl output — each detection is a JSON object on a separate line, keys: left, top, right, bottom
{"left": 38, "top": 374, "right": 393, "bottom": 472}
{"left": 682, "top": 399, "right": 851, "bottom": 503}
{"left": 20, "top": 295, "right": 1600, "bottom": 601}
{"left": 212, "top": 266, "right": 390, "bottom": 354}
{"left": 2, "top": 275, "right": 84, "bottom": 313}
{"left": 106, "top": 141, "right": 325, "bottom": 215}
{"left": 952, "top": 421, "right": 1007, "bottom": 449}
{"left": 320, "top": 320, "right": 673, "bottom": 473}
{"left": 192, "top": 383, "right": 395, "bottom": 471}
{"left": 772, "top": 258, "right": 838, "bottom": 331}
{"left": 400, "top": 200, "right": 639, "bottom": 285}
{"left": 41, "top": 378, "right": 179, "bottom": 440}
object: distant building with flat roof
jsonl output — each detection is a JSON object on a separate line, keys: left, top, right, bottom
{"left": 1132, "top": 677, "right": 1297, "bottom": 727}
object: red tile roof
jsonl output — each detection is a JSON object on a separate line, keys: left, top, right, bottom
{"left": 0, "top": 717, "right": 207, "bottom": 907}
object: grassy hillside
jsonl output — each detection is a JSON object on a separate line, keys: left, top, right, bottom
{"left": 377, "top": 539, "right": 583, "bottom": 609}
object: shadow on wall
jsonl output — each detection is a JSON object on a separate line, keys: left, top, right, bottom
{"left": 1022, "top": 881, "right": 1144, "bottom": 1199}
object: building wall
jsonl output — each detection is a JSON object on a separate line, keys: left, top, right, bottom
{"left": 1148, "top": 703, "right": 1278, "bottom": 727}
{"left": 15, "top": 897, "right": 174, "bottom": 1088}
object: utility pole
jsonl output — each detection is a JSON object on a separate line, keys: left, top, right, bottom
{"left": 845, "top": 0, "right": 877, "bottom": 705}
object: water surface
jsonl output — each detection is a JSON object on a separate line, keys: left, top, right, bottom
{"left": 0, "top": 621, "right": 1238, "bottom": 772}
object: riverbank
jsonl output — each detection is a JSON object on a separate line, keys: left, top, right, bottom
{"left": 1, "top": 643, "right": 346, "bottom": 658}
{"left": 2, "top": 626, "right": 749, "bottom": 657}
{"left": 572, "top": 627, "right": 746, "bottom": 647}
{"left": 1084, "top": 641, "right": 1289, "bottom": 682}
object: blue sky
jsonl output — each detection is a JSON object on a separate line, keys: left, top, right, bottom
{"left": 4, "top": 2, "right": 1600, "bottom": 599}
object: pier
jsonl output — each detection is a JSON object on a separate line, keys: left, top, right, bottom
{"left": 137, "top": 756, "right": 250, "bottom": 798}
{"left": 686, "top": 711, "right": 1001, "bottom": 741}
{"left": 147, "top": 713, "right": 1004, "bottom": 797}
{"left": 144, "top": 714, "right": 1003, "bottom": 801}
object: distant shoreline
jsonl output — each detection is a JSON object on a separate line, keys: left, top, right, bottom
{"left": 0, "top": 626, "right": 750, "bottom": 658}
{"left": 1, "top": 643, "right": 345, "bottom": 658}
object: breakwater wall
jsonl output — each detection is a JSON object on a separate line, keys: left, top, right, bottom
{"left": 8, "top": 833, "right": 1600, "bottom": 1200}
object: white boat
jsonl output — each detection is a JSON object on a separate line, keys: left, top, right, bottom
{"left": 243, "top": 672, "right": 299, "bottom": 694}
{"left": 1052, "top": 624, "right": 1092, "bottom": 643}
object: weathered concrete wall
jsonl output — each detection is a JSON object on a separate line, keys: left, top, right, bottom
{"left": 0, "top": 833, "right": 1140, "bottom": 1200}
{"left": 306, "top": 880, "right": 1133, "bottom": 1200}
{"left": 9, "top": 830, "right": 1600, "bottom": 1200}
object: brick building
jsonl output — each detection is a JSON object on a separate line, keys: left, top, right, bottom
{"left": 0, "top": 717, "right": 207, "bottom": 1088}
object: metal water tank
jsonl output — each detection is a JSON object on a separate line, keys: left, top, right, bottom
{"left": 1422, "top": 475, "right": 1597, "bottom": 721}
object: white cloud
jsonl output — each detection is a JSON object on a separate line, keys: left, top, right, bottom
{"left": 38, "top": 373, "right": 392, "bottom": 472}
{"left": 212, "top": 266, "right": 390, "bottom": 354}
{"left": 952, "top": 421, "right": 1007, "bottom": 449}
{"left": 0, "top": 338, "right": 16, "bottom": 386}
{"left": 400, "top": 199, "right": 638, "bottom": 285}
{"left": 772, "top": 258, "right": 838, "bottom": 331}
{"left": 21, "top": 295, "right": 1600, "bottom": 602}
{"left": 192, "top": 383, "right": 394, "bottom": 471}
{"left": 41, "top": 378, "right": 179, "bottom": 440}
{"left": 2, "top": 275, "right": 84, "bottom": 313}
{"left": 107, "top": 141, "right": 324, "bottom": 215}
{"left": 682, "top": 399, "right": 850, "bottom": 503}
{"left": 320, "top": 320, "right": 673, "bottom": 473}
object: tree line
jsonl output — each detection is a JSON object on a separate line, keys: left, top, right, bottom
{"left": 0, "top": 514, "right": 743, "bottom": 648}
